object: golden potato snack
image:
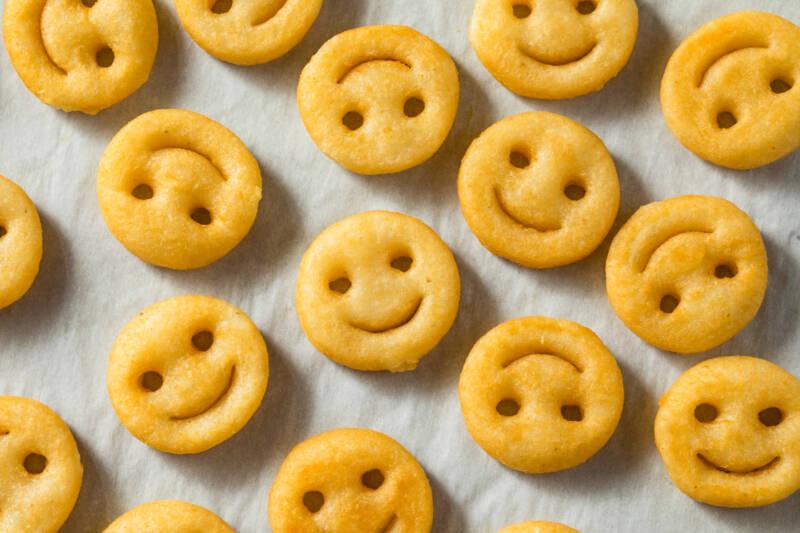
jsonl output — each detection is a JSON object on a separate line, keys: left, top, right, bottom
{"left": 3, "top": 0, "right": 158, "bottom": 114}
{"left": 606, "top": 195, "right": 767, "bottom": 354}
{"left": 297, "top": 25, "right": 459, "bottom": 174}
{"left": 661, "top": 11, "right": 800, "bottom": 169}
{"left": 103, "top": 500, "right": 234, "bottom": 532}
{"left": 107, "top": 295, "right": 269, "bottom": 454}
{"left": 97, "top": 109, "right": 262, "bottom": 270}
{"left": 296, "top": 211, "right": 460, "bottom": 372}
{"left": 269, "top": 428, "right": 433, "bottom": 533}
{"left": 656, "top": 356, "right": 800, "bottom": 507}
{"left": 175, "top": 0, "right": 323, "bottom": 65}
{"left": 498, "top": 521, "right": 580, "bottom": 533}
{"left": 470, "top": 0, "right": 638, "bottom": 99}
{"left": 459, "top": 316, "right": 624, "bottom": 473}
{"left": 0, "top": 175, "right": 42, "bottom": 310}
{"left": 459, "top": 112, "right": 619, "bottom": 268}
{"left": 0, "top": 396, "right": 83, "bottom": 533}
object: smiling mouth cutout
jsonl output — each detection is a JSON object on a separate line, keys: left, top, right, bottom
{"left": 377, "top": 513, "right": 398, "bottom": 533}
{"left": 697, "top": 453, "right": 780, "bottom": 475}
{"left": 350, "top": 298, "right": 423, "bottom": 333}
{"left": 170, "top": 366, "right": 236, "bottom": 421}
{"left": 519, "top": 43, "right": 597, "bottom": 66}
{"left": 494, "top": 187, "right": 561, "bottom": 232}
{"left": 251, "top": 0, "right": 291, "bottom": 26}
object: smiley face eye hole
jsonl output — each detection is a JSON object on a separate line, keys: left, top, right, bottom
{"left": 759, "top": 407, "right": 784, "bottom": 427}
{"left": 576, "top": 1, "right": 596, "bottom": 14}
{"left": 190, "top": 207, "right": 213, "bottom": 225}
{"left": 81, "top": 0, "right": 97, "bottom": 7}
{"left": 561, "top": 404, "right": 583, "bottom": 421}
{"left": 141, "top": 371, "right": 164, "bottom": 392}
{"left": 770, "top": 78, "right": 793, "bottom": 94}
{"left": 660, "top": 294, "right": 680, "bottom": 314}
{"left": 390, "top": 256, "right": 413, "bottom": 272}
{"left": 0, "top": 226, "right": 6, "bottom": 239}
{"left": 403, "top": 97, "right": 425, "bottom": 118}
{"left": 361, "top": 469, "right": 385, "bottom": 489}
{"left": 24, "top": 453, "right": 48, "bottom": 474}
{"left": 694, "top": 403, "right": 718, "bottom": 423}
{"left": 96, "top": 46, "right": 115, "bottom": 68}
{"left": 131, "top": 184, "right": 154, "bottom": 200}
{"left": 511, "top": 3, "right": 531, "bottom": 18}
{"left": 496, "top": 398, "right": 520, "bottom": 416}
{"left": 302, "top": 491, "right": 324, "bottom": 513}
{"left": 192, "top": 330, "right": 214, "bottom": 351}
{"left": 714, "top": 263, "right": 737, "bottom": 279}
{"left": 509, "top": 150, "right": 531, "bottom": 169}
{"left": 211, "top": 0, "right": 232, "bottom": 14}
{"left": 329, "top": 277, "right": 352, "bottom": 294}
{"left": 342, "top": 111, "right": 364, "bottom": 131}
{"left": 564, "top": 183, "right": 586, "bottom": 200}
{"left": 716, "top": 111, "right": 737, "bottom": 129}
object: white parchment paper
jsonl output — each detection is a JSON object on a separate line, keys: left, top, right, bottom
{"left": 1, "top": 0, "right": 799, "bottom": 531}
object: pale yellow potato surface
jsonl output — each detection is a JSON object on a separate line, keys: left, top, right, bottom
{"left": 661, "top": 11, "right": 800, "bottom": 169}
{"left": 459, "top": 316, "right": 624, "bottom": 473}
{"left": 459, "top": 111, "right": 619, "bottom": 268}
{"left": 97, "top": 109, "right": 262, "bottom": 270}
{"left": 107, "top": 295, "right": 269, "bottom": 454}
{"left": 296, "top": 211, "right": 460, "bottom": 372}
{"left": 0, "top": 175, "right": 42, "bottom": 310}
{"left": 175, "top": 0, "right": 323, "bottom": 65}
{"left": 0, "top": 396, "right": 83, "bottom": 533}
{"left": 269, "top": 428, "right": 433, "bottom": 533}
{"left": 655, "top": 356, "right": 800, "bottom": 507}
{"left": 103, "top": 500, "right": 234, "bottom": 532}
{"left": 606, "top": 195, "right": 767, "bottom": 354}
{"left": 3, "top": 0, "right": 158, "bottom": 114}
{"left": 470, "top": 0, "right": 638, "bottom": 99}
{"left": 297, "top": 25, "right": 459, "bottom": 175}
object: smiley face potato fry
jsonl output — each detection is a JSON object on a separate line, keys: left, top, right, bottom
{"left": 0, "top": 175, "right": 42, "bottom": 310}
{"left": 269, "top": 428, "right": 433, "bottom": 533}
{"left": 458, "top": 111, "right": 619, "bottom": 268}
{"left": 296, "top": 211, "right": 460, "bottom": 372}
{"left": 0, "top": 397, "right": 83, "bottom": 533}
{"left": 103, "top": 500, "right": 234, "bottom": 532}
{"left": 297, "top": 25, "right": 460, "bottom": 175}
{"left": 107, "top": 295, "right": 269, "bottom": 454}
{"left": 656, "top": 356, "right": 800, "bottom": 507}
{"left": 606, "top": 195, "right": 768, "bottom": 354}
{"left": 469, "top": 0, "right": 638, "bottom": 99}
{"left": 661, "top": 11, "right": 800, "bottom": 169}
{"left": 174, "top": 0, "right": 323, "bottom": 65}
{"left": 96, "top": 109, "right": 263, "bottom": 270}
{"left": 497, "top": 521, "right": 580, "bottom": 533}
{"left": 3, "top": 0, "right": 158, "bottom": 114}
{"left": 459, "top": 316, "right": 624, "bottom": 474}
